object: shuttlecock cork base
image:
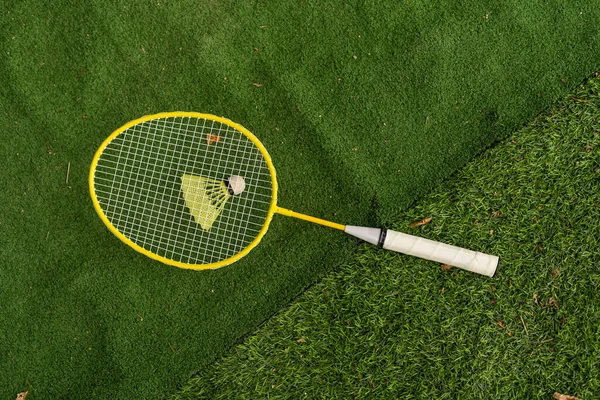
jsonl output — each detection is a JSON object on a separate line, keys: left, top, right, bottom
{"left": 181, "top": 174, "right": 245, "bottom": 231}
{"left": 226, "top": 175, "right": 246, "bottom": 196}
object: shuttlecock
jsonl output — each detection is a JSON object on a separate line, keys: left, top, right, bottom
{"left": 226, "top": 175, "right": 246, "bottom": 195}
{"left": 180, "top": 174, "right": 246, "bottom": 230}
{"left": 181, "top": 174, "right": 231, "bottom": 230}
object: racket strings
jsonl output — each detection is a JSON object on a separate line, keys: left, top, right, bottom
{"left": 93, "top": 116, "right": 274, "bottom": 265}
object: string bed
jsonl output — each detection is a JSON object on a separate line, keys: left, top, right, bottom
{"left": 93, "top": 116, "right": 273, "bottom": 265}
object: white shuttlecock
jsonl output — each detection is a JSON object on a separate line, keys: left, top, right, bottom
{"left": 227, "top": 175, "right": 246, "bottom": 195}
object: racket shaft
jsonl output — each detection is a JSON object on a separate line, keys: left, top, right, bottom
{"left": 276, "top": 207, "right": 345, "bottom": 230}
{"left": 383, "top": 230, "right": 498, "bottom": 277}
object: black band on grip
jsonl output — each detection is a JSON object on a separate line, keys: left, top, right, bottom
{"left": 377, "top": 228, "right": 387, "bottom": 247}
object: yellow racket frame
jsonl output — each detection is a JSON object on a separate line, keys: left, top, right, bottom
{"left": 89, "top": 111, "right": 345, "bottom": 270}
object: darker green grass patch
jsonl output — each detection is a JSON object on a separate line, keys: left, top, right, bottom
{"left": 173, "top": 74, "right": 600, "bottom": 399}
{"left": 2, "top": 1, "right": 600, "bottom": 398}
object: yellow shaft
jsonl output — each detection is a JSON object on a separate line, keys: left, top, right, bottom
{"left": 275, "top": 206, "right": 346, "bottom": 231}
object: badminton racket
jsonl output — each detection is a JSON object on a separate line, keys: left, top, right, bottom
{"left": 89, "top": 112, "right": 498, "bottom": 277}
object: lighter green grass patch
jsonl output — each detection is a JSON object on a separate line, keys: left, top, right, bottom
{"left": 173, "top": 73, "right": 600, "bottom": 399}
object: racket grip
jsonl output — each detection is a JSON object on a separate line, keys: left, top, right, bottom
{"left": 383, "top": 229, "right": 498, "bottom": 277}
{"left": 344, "top": 226, "right": 498, "bottom": 277}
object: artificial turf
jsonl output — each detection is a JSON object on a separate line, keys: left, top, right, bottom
{"left": 1, "top": 1, "right": 599, "bottom": 398}
{"left": 173, "top": 73, "right": 600, "bottom": 399}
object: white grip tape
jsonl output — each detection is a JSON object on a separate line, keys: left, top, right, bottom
{"left": 383, "top": 229, "right": 498, "bottom": 277}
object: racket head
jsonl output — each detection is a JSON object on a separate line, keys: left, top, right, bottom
{"left": 89, "top": 112, "right": 278, "bottom": 269}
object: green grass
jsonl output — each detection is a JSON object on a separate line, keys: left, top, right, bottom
{"left": 1, "top": 1, "right": 600, "bottom": 398}
{"left": 173, "top": 74, "right": 600, "bottom": 399}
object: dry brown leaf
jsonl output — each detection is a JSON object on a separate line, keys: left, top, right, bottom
{"left": 297, "top": 338, "right": 306, "bottom": 343}
{"left": 553, "top": 392, "right": 580, "bottom": 400}
{"left": 548, "top": 297, "right": 559, "bottom": 309}
{"left": 410, "top": 217, "right": 432, "bottom": 228}
{"left": 496, "top": 321, "right": 505, "bottom": 329}
{"left": 45, "top": 142, "right": 56, "bottom": 155}
{"left": 16, "top": 392, "right": 28, "bottom": 400}
{"left": 571, "top": 96, "right": 589, "bottom": 104}
{"left": 533, "top": 293, "right": 538, "bottom": 304}
{"left": 441, "top": 264, "right": 452, "bottom": 271}
{"left": 252, "top": 82, "right": 263, "bottom": 87}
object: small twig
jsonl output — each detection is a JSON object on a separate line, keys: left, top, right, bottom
{"left": 520, "top": 315, "right": 528, "bottom": 336}
{"left": 66, "top": 162, "right": 71, "bottom": 184}
{"left": 77, "top": 67, "right": 90, "bottom": 78}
